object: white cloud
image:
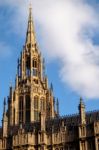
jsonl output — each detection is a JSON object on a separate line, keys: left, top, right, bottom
{"left": 1, "top": 0, "right": 99, "bottom": 98}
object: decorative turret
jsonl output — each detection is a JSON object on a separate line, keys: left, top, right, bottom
{"left": 50, "top": 83, "right": 53, "bottom": 92}
{"left": 2, "top": 4, "right": 56, "bottom": 128}
{"left": 3, "top": 98, "right": 6, "bottom": 115}
{"left": 2, "top": 98, "right": 8, "bottom": 137}
{"left": 56, "top": 98, "right": 59, "bottom": 117}
{"left": 16, "top": 5, "right": 44, "bottom": 82}
{"left": 78, "top": 97, "right": 86, "bottom": 124}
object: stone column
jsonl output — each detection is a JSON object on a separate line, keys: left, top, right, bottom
{"left": 95, "top": 137, "right": 98, "bottom": 150}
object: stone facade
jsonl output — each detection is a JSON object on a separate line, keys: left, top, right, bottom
{"left": 0, "top": 6, "right": 99, "bottom": 150}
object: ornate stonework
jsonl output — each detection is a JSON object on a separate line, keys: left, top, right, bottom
{"left": 0, "top": 6, "right": 99, "bottom": 150}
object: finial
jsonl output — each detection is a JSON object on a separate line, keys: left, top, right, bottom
{"left": 17, "top": 58, "right": 20, "bottom": 75}
{"left": 25, "top": 1, "right": 36, "bottom": 45}
{"left": 53, "top": 97, "right": 55, "bottom": 105}
{"left": 79, "top": 97, "right": 85, "bottom": 109}
{"left": 29, "top": 1, "right": 32, "bottom": 12}
{"left": 80, "top": 97, "right": 83, "bottom": 102}
{"left": 4, "top": 97, "right": 6, "bottom": 106}
{"left": 3, "top": 97, "right": 6, "bottom": 114}
{"left": 79, "top": 97, "right": 84, "bottom": 105}
{"left": 43, "top": 58, "right": 45, "bottom": 76}
{"left": 56, "top": 98, "right": 59, "bottom": 116}
{"left": 9, "top": 78, "right": 12, "bottom": 88}
{"left": 79, "top": 97, "right": 86, "bottom": 124}
{"left": 50, "top": 83, "right": 53, "bottom": 92}
{"left": 57, "top": 98, "right": 59, "bottom": 106}
{"left": 29, "top": 1, "right": 33, "bottom": 19}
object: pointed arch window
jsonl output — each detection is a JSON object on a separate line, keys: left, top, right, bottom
{"left": 19, "top": 96, "right": 23, "bottom": 123}
{"left": 34, "top": 110, "right": 39, "bottom": 121}
{"left": 34, "top": 96, "right": 39, "bottom": 121}
{"left": 32, "top": 59, "right": 38, "bottom": 76}
{"left": 26, "top": 57, "right": 30, "bottom": 76}
{"left": 40, "top": 98, "right": 45, "bottom": 111}
{"left": 25, "top": 95, "right": 30, "bottom": 123}
{"left": 13, "top": 108, "right": 15, "bottom": 125}
{"left": 34, "top": 96, "right": 39, "bottom": 109}
{"left": 33, "top": 59, "right": 37, "bottom": 68}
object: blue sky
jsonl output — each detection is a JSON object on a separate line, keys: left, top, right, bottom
{"left": 0, "top": 0, "right": 99, "bottom": 123}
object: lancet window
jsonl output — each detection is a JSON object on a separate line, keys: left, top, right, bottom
{"left": 25, "top": 95, "right": 30, "bottom": 123}
{"left": 26, "top": 57, "right": 30, "bottom": 76}
{"left": 34, "top": 96, "right": 39, "bottom": 121}
{"left": 40, "top": 98, "right": 45, "bottom": 111}
{"left": 19, "top": 96, "right": 23, "bottom": 123}
{"left": 13, "top": 108, "right": 15, "bottom": 124}
{"left": 32, "top": 59, "right": 38, "bottom": 76}
{"left": 34, "top": 96, "right": 39, "bottom": 109}
{"left": 34, "top": 110, "right": 39, "bottom": 121}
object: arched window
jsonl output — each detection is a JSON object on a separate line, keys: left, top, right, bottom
{"left": 34, "top": 110, "right": 39, "bottom": 121}
{"left": 34, "top": 96, "right": 39, "bottom": 121}
{"left": 33, "top": 59, "right": 37, "bottom": 68}
{"left": 13, "top": 108, "right": 15, "bottom": 125}
{"left": 40, "top": 98, "right": 45, "bottom": 111}
{"left": 25, "top": 95, "right": 30, "bottom": 123}
{"left": 33, "top": 68, "right": 38, "bottom": 76}
{"left": 19, "top": 96, "right": 23, "bottom": 123}
{"left": 34, "top": 96, "right": 39, "bottom": 109}
{"left": 26, "top": 57, "right": 30, "bottom": 76}
{"left": 32, "top": 59, "right": 38, "bottom": 76}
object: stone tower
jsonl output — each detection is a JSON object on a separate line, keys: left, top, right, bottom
{"left": 1, "top": 4, "right": 99, "bottom": 150}
{"left": 6, "top": 6, "right": 57, "bottom": 128}
{"left": 78, "top": 97, "right": 86, "bottom": 124}
{"left": 2, "top": 98, "right": 8, "bottom": 138}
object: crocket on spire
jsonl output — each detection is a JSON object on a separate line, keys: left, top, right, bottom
{"left": 25, "top": 3, "right": 36, "bottom": 45}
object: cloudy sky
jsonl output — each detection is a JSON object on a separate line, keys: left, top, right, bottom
{"left": 0, "top": 0, "right": 99, "bottom": 121}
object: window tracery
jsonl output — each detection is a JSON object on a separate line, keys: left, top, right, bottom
{"left": 34, "top": 96, "right": 39, "bottom": 121}
{"left": 19, "top": 96, "right": 23, "bottom": 123}
{"left": 40, "top": 98, "right": 45, "bottom": 111}
{"left": 25, "top": 95, "right": 30, "bottom": 122}
{"left": 32, "top": 59, "right": 38, "bottom": 76}
{"left": 26, "top": 57, "right": 30, "bottom": 76}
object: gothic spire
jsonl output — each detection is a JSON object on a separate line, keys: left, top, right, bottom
{"left": 50, "top": 83, "right": 53, "bottom": 92}
{"left": 25, "top": 4, "right": 36, "bottom": 45}
{"left": 78, "top": 97, "right": 86, "bottom": 124}
{"left": 79, "top": 97, "right": 85, "bottom": 108}
{"left": 56, "top": 98, "right": 59, "bottom": 116}
{"left": 3, "top": 97, "right": 6, "bottom": 115}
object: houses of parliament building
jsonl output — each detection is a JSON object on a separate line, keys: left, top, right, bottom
{"left": 0, "top": 5, "right": 99, "bottom": 150}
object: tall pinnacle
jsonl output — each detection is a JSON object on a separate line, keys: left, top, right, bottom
{"left": 25, "top": 4, "right": 36, "bottom": 45}
{"left": 3, "top": 97, "right": 6, "bottom": 115}
{"left": 79, "top": 97, "right": 85, "bottom": 107}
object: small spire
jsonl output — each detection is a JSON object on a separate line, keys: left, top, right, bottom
{"left": 29, "top": 1, "right": 32, "bottom": 12}
{"left": 3, "top": 97, "right": 6, "bottom": 114}
{"left": 17, "top": 58, "right": 20, "bottom": 76}
{"left": 25, "top": 3, "right": 36, "bottom": 45}
{"left": 9, "top": 78, "right": 12, "bottom": 88}
{"left": 43, "top": 58, "right": 45, "bottom": 77}
{"left": 50, "top": 83, "right": 53, "bottom": 92}
{"left": 56, "top": 98, "right": 59, "bottom": 116}
{"left": 4, "top": 97, "right": 6, "bottom": 106}
{"left": 78, "top": 97, "right": 86, "bottom": 124}
{"left": 80, "top": 97, "right": 83, "bottom": 103}
{"left": 53, "top": 97, "right": 55, "bottom": 106}
{"left": 79, "top": 97, "right": 85, "bottom": 107}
